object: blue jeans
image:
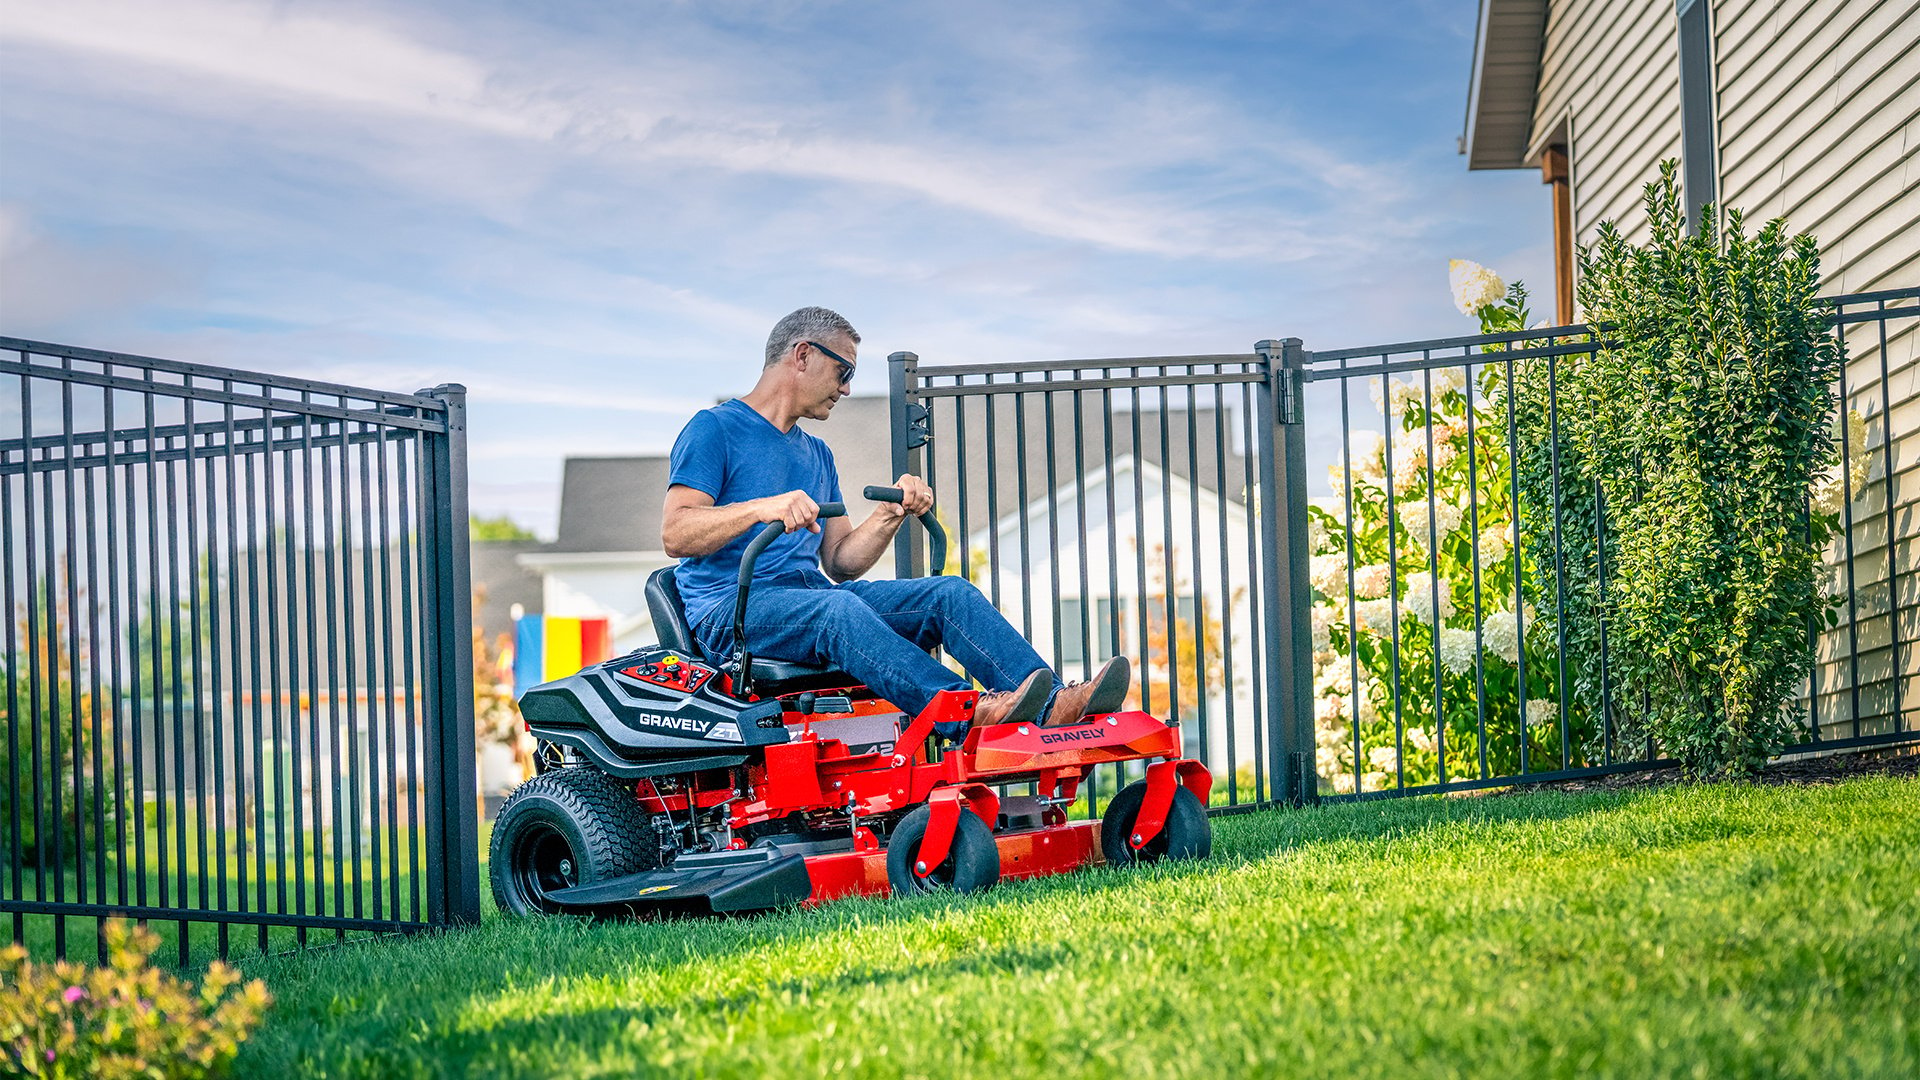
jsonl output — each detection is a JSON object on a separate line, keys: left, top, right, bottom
{"left": 692, "top": 573, "right": 1050, "bottom": 717}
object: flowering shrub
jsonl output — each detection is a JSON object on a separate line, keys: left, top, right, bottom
{"left": 1315, "top": 192, "right": 1860, "bottom": 787}
{"left": 1310, "top": 264, "right": 1581, "bottom": 793}
{"left": 0, "top": 920, "right": 270, "bottom": 1079}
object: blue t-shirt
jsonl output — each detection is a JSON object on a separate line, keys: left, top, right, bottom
{"left": 667, "top": 399, "right": 843, "bottom": 627}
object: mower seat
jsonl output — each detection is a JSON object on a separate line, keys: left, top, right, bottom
{"left": 644, "top": 567, "right": 852, "bottom": 688}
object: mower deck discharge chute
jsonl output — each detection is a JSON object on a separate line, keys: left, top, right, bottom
{"left": 495, "top": 487, "right": 1213, "bottom": 918}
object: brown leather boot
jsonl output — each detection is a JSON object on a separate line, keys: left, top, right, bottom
{"left": 971, "top": 669, "right": 1053, "bottom": 728}
{"left": 1041, "top": 656, "right": 1132, "bottom": 726}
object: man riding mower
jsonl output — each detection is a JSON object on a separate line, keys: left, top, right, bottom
{"left": 492, "top": 308, "right": 1212, "bottom": 917}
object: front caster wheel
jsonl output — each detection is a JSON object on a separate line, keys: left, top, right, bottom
{"left": 1100, "top": 779, "right": 1211, "bottom": 868}
{"left": 886, "top": 803, "right": 1001, "bottom": 897}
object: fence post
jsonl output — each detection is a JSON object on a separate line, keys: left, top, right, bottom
{"left": 418, "top": 383, "right": 481, "bottom": 926}
{"left": 888, "top": 351, "right": 926, "bottom": 579}
{"left": 1255, "top": 339, "right": 1318, "bottom": 806}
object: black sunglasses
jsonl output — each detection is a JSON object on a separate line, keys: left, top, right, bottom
{"left": 806, "top": 340, "right": 856, "bottom": 385}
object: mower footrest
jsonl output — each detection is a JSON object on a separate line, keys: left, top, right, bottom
{"left": 546, "top": 848, "right": 813, "bottom": 916}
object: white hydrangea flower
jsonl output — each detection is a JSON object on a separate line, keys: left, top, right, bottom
{"left": 1406, "top": 727, "right": 1437, "bottom": 754}
{"left": 1307, "top": 513, "right": 1331, "bottom": 555}
{"left": 1326, "top": 465, "right": 1346, "bottom": 501}
{"left": 1479, "top": 609, "right": 1522, "bottom": 663}
{"left": 1317, "top": 721, "right": 1351, "bottom": 750}
{"left": 1315, "top": 660, "right": 1353, "bottom": 698}
{"left": 1476, "top": 532, "right": 1511, "bottom": 570}
{"left": 1526, "top": 698, "right": 1559, "bottom": 731}
{"left": 1315, "top": 693, "right": 1348, "bottom": 725}
{"left": 1351, "top": 564, "right": 1393, "bottom": 600}
{"left": 1310, "top": 604, "right": 1332, "bottom": 651}
{"left": 1810, "top": 473, "right": 1845, "bottom": 516}
{"left": 1367, "top": 744, "right": 1400, "bottom": 773}
{"left": 1400, "top": 571, "right": 1455, "bottom": 626}
{"left": 1401, "top": 499, "right": 1463, "bottom": 545}
{"left": 1437, "top": 627, "right": 1480, "bottom": 674}
{"left": 1449, "top": 258, "right": 1506, "bottom": 315}
{"left": 1331, "top": 771, "right": 1357, "bottom": 794}
{"left": 1352, "top": 597, "right": 1396, "bottom": 637}
{"left": 1811, "top": 411, "right": 1874, "bottom": 514}
{"left": 1390, "top": 440, "right": 1429, "bottom": 496}
{"left": 1361, "top": 771, "right": 1389, "bottom": 792}
{"left": 1430, "top": 366, "right": 1466, "bottom": 396}
{"left": 1310, "top": 551, "right": 1349, "bottom": 596}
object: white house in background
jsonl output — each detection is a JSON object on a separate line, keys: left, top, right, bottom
{"left": 514, "top": 456, "right": 676, "bottom": 655}
{"left": 970, "top": 455, "right": 1261, "bottom": 768}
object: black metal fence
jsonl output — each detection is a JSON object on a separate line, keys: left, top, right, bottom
{"left": 1, "top": 338, "right": 478, "bottom": 965}
{"left": 888, "top": 285, "right": 1920, "bottom": 811}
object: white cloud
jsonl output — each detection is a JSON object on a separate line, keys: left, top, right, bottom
{"left": 0, "top": 0, "right": 1392, "bottom": 260}
{"left": 0, "top": 0, "right": 563, "bottom": 137}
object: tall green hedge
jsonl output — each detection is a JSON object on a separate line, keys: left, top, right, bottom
{"left": 1567, "top": 162, "right": 1842, "bottom": 775}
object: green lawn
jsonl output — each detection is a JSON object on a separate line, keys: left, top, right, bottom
{"left": 231, "top": 778, "right": 1919, "bottom": 1078}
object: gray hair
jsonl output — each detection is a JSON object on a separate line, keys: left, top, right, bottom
{"left": 764, "top": 307, "right": 859, "bottom": 368}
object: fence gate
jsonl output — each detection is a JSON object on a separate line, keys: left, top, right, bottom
{"left": 887, "top": 344, "right": 1319, "bottom": 815}
{"left": 1, "top": 338, "right": 477, "bottom": 965}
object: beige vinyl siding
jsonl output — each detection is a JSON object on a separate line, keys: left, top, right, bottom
{"left": 1531, "top": 0, "right": 1682, "bottom": 248}
{"left": 1716, "top": 0, "right": 1920, "bottom": 295}
{"left": 1713, "top": 0, "right": 1920, "bottom": 735}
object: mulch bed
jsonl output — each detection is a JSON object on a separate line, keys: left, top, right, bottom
{"left": 1500, "top": 743, "right": 1920, "bottom": 794}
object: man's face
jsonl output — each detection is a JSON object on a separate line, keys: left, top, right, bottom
{"left": 798, "top": 335, "right": 857, "bottom": 420}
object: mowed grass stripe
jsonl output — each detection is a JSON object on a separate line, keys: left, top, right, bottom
{"left": 235, "top": 778, "right": 1920, "bottom": 1079}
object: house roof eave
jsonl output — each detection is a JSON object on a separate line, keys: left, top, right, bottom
{"left": 1462, "top": 0, "right": 1549, "bottom": 172}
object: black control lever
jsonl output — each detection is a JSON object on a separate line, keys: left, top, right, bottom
{"left": 862, "top": 485, "right": 948, "bottom": 577}
{"left": 733, "top": 501, "right": 846, "bottom": 696}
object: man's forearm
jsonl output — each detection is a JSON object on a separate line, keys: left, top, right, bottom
{"left": 824, "top": 512, "right": 908, "bottom": 581}
{"left": 663, "top": 502, "right": 773, "bottom": 558}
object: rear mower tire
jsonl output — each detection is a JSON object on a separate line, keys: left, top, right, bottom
{"left": 1100, "top": 780, "right": 1211, "bottom": 868}
{"left": 885, "top": 803, "right": 1000, "bottom": 897}
{"left": 490, "top": 768, "right": 658, "bottom": 916}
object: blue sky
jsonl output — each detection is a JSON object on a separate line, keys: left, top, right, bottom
{"left": 0, "top": 0, "right": 1548, "bottom": 535}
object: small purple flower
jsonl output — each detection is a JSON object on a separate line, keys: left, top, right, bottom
{"left": 45, "top": 1049, "right": 55, "bottom": 1062}
{"left": 62, "top": 985, "right": 86, "bottom": 1004}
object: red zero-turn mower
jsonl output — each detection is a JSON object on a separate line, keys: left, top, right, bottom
{"left": 491, "top": 486, "right": 1213, "bottom": 917}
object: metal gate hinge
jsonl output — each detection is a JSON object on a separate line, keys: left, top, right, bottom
{"left": 903, "top": 401, "right": 931, "bottom": 449}
{"left": 1277, "top": 367, "right": 1303, "bottom": 425}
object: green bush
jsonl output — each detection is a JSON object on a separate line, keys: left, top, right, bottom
{"left": 2, "top": 579, "right": 134, "bottom": 869}
{"left": 0, "top": 690, "right": 123, "bottom": 869}
{"left": 1567, "top": 161, "right": 1843, "bottom": 775}
{"left": 1, "top": 919, "right": 271, "bottom": 1079}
